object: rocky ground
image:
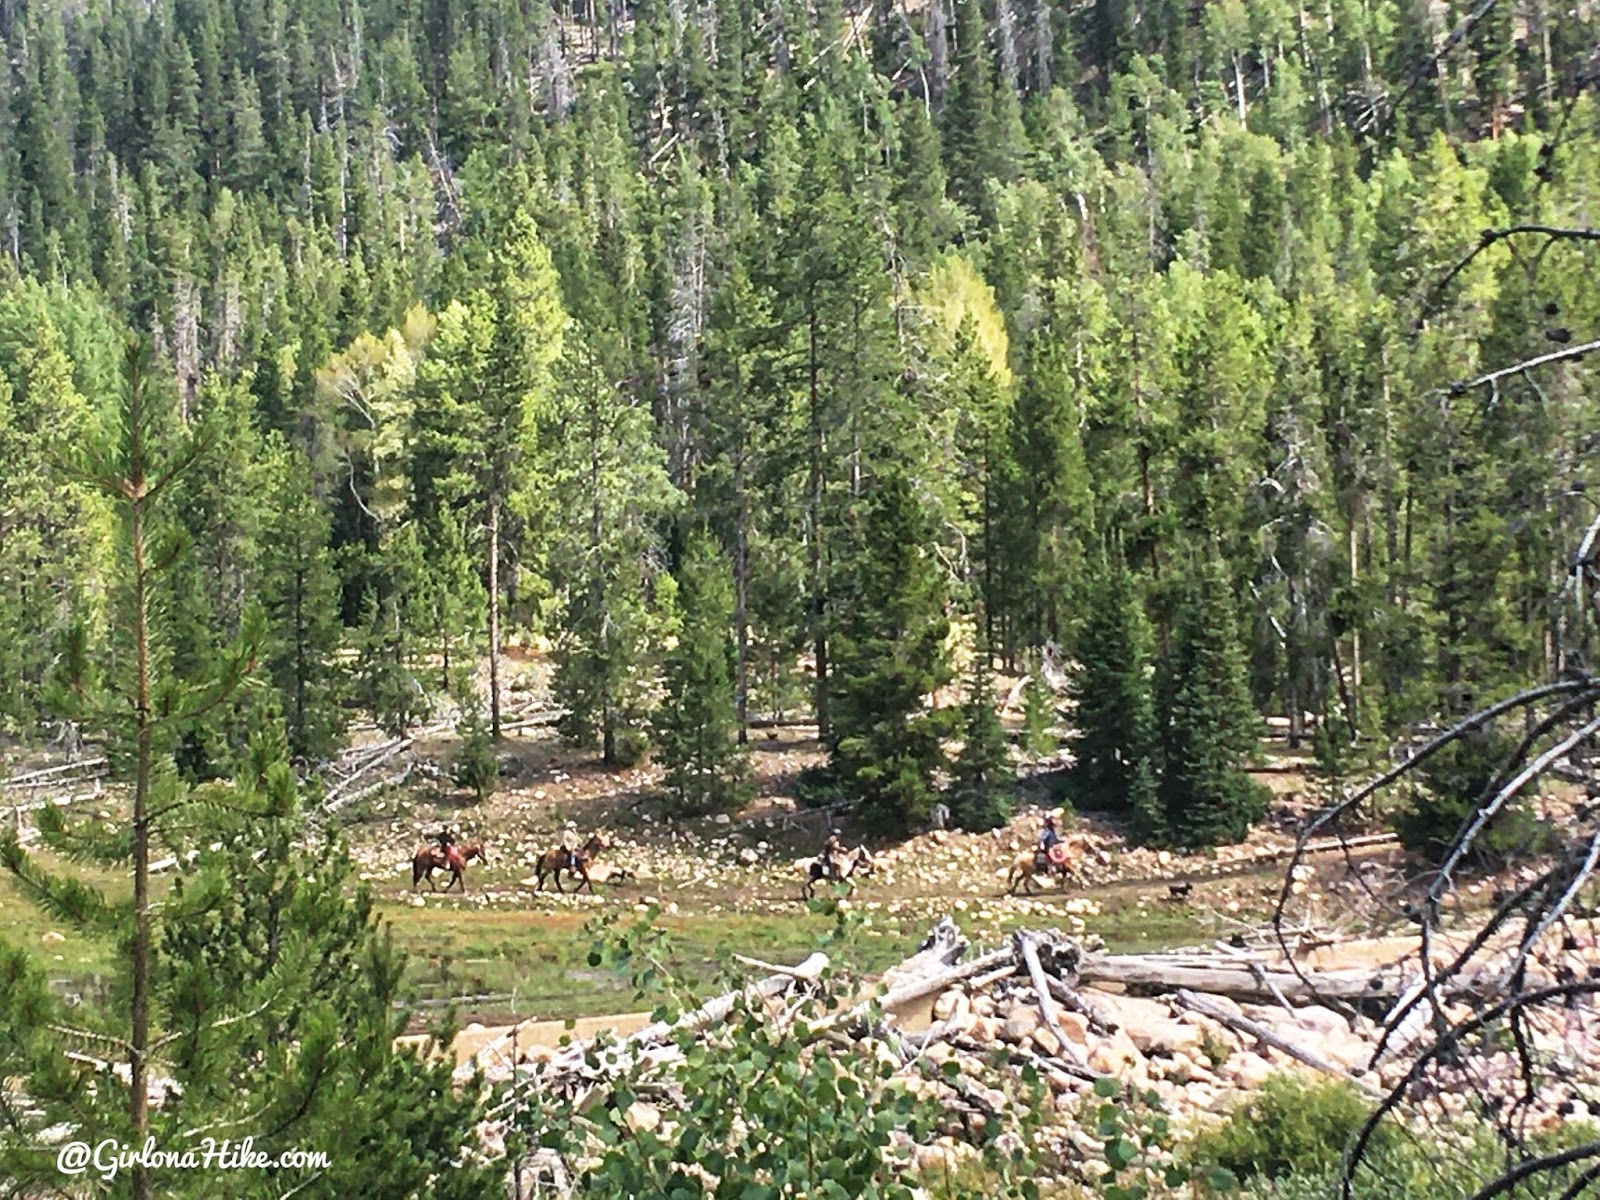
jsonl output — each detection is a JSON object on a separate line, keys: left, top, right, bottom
{"left": 470, "top": 915, "right": 1600, "bottom": 1197}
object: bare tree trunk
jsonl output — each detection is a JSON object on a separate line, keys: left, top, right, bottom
{"left": 734, "top": 379, "right": 750, "bottom": 745}
{"left": 128, "top": 375, "right": 153, "bottom": 1200}
{"left": 488, "top": 487, "right": 503, "bottom": 740}
{"left": 808, "top": 303, "right": 829, "bottom": 742}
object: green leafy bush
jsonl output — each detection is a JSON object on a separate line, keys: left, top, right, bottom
{"left": 1186, "top": 1074, "right": 1400, "bottom": 1189}
{"left": 516, "top": 912, "right": 1050, "bottom": 1199}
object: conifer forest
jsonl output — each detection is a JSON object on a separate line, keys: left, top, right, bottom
{"left": 3, "top": 0, "right": 1600, "bottom": 1196}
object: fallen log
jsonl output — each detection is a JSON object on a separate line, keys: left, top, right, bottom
{"left": 1174, "top": 989, "right": 1383, "bottom": 1098}
{"left": 1017, "top": 931, "right": 1089, "bottom": 1068}
{"left": 1, "top": 761, "right": 109, "bottom": 789}
{"left": 1042, "top": 975, "right": 1117, "bottom": 1038}
{"left": 1078, "top": 953, "right": 1396, "bottom": 1003}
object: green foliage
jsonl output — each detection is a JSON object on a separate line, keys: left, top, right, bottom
{"left": 827, "top": 473, "right": 954, "bottom": 834}
{"left": 522, "top": 915, "right": 1048, "bottom": 1200}
{"left": 1020, "top": 667, "right": 1057, "bottom": 760}
{"left": 658, "top": 531, "right": 751, "bottom": 816}
{"left": 547, "top": 339, "right": 681, "bottom": 766}
{"left": 1186, "top": 1074, "right": 1401, "bottom": 1189}
{"left": 1071, "top": 561, "right": 1158, "bottom": 813}
{"left": 1087, "top": 1076, "right": 1190, "bottom": 1200}
{"left": 354, "top": 587, "right": 425, "bottom": 737}
{"left": 451, "top": 692, "right": 500, "bottom": 802}
{"left": 1392, "top": 727, "right": 1551, "bottom": 863}
{"left": 950, "top": 652, "right": 1014, "bottom": 832}
{"left": 1155, "top": 562, "right": 1270, "bottom": 848}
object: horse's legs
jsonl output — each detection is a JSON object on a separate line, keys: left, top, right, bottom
{"left": 552, "top": 866, "right": 565, "bottom": 894}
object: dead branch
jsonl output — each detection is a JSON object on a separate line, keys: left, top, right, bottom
{"left": 1174, "top": 990, "right": 1382, "bottom": 1097}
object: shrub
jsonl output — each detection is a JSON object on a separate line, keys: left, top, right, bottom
{"left": 1186, "top": 1074, "right": 1401, "bottom": 1189}
{"left": 1392, "top": 728, "right": 1554, "bottom": 863}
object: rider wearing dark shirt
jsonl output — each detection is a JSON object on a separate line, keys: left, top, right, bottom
{"left": 1038, "top": 815, "right": 1061, "bottom": 854}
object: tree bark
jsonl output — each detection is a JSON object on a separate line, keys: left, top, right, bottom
{"left": 488, "top": 485, "right": 503, "bottom": 741}
{"left": 733, "top": 365, "right": 750, "bottom": 745}
{"left": 808, "top": 302, "right": 829, "bottom": 742}
{"left": 128, "top": 373, "right": 153, "bottom": 1200}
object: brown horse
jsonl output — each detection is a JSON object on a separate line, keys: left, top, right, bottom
{"left": 411, "top": 840, "right": 489, "bottom": 893}
{"left": 799, "top": 845, "right": 874, "bottom": 900}
{"left": 533, "top": 833, "right": 608, "bottom": 894}
{"left": 1005, "top": 835, "right": 1085, "bottom": 895}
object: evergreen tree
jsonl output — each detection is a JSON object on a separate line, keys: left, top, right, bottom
{"left": 451, "top": 690, "right": 499, "bottom": 802}
{"left": 0, "top": 341, "right": 257, "bottom": 1200}
{"left": 411, "top": 212, "right": 567, "bottom": 738}
{"left": 1156, "top": 560, "right": 1270, "bottom": 847}
{"left": 828, "top": 472, "right": 953, "bottom": 833}
{"left": 259, "top": 439, "right": 348, "bottom": 764}
{"left": 1020, "top": 659, "right": 1057, "bottom": 760}
{"left": 657, "top": 530, "right": 751, "bottom": 815}
{"left": 1071, "top": 558, "right": 1158, "bottom": 810}
{"left": 547, "top": 338, "right": 681, "bottom": 766}
{"left": 950, "top": 649, "right": 1014, "bottom": 832}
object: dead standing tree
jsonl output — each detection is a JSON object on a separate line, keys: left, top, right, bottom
{"left": 1272, "top": 314, "right": 1600, "bottom": 1197}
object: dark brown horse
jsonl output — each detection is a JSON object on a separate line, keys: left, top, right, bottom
{"left": 411, "top": 840, "right": 488, "bottom": 893}
{"left": 533, "top": 833, "right": 607, "bottom": 894}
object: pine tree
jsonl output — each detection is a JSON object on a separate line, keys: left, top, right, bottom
{"left": 1071, "top": 558, "right": 1158, "bottom": 810}
{"left": 657, "top": 530, "right": 751, "bottom": 815}
{"left": 950, "top": 648, "right": 1013, "bottom": 831}
{"left": 0, "top": 341, "right": 257, "bottom": 1200}
{"left": 411, "top": 212, "right": 567, "bottom": 738}
{"left": 547, "top": 337, "right": 680, "bottom": 766}
{"left": 1156, "top": 560, "right": 1269, "bottom": 847}
{"left": 451, "top": 690, "right": 499, "bottom": 802}
{"left": 828, "top": 472, "right": 953, "bottom": 833}
{"left": 355, "top": 586, "right": 424, "bottom": 736}
{"left": 259, "top": 439, "right": 347, "bottom": 764}
{"left": 1020, "top": 660, "right": 1057, "bottom": 760}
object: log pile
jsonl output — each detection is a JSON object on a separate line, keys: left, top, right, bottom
{"left": 467, "top": 915, "right": 1600, "bottom": 1196}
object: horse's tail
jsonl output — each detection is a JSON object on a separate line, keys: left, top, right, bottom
{"left": 411, "top": 853, "right": 424, "bottom": 887}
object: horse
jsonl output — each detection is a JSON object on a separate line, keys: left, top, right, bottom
{"left": 799, "top": 845, "right": 874, "bottom": 900}
{"left": 533, "top": 833, "right": 608, "bottom": 894}
{"left": 1004, "top": 835, "right": 1085, "bottom": 895}
{"left": 411, "top": 840, "right": 489, "bottom": 893}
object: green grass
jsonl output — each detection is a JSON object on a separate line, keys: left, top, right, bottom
{"left": 1, "top": 844, "right": 1240, "bottom": 1025}
{"left": 0, "top": 853, "right": 123, "bottom": 990}
{"left": 375, "top": 890, "right": 1237, "bottom": 1023}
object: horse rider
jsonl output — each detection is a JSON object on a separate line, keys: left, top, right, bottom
{"left": 821, "top": 831, "right": 846, "bottom": 881}
{"left": 1037, "top": 814, "right": 1061, "bottom": 864}
{"left": 434, "top": 825, "right": 464, "bottom": 872}
{"left": 559, "top": 822, "right": 582, "bottom": 873}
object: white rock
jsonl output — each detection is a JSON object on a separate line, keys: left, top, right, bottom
{"left": 41, "top": 931, "right": 66, "bottom": 946}
{"left": 624, "top": 1101, "right": 661, "bottom": 1134}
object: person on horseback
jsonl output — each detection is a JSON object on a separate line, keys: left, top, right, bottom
{"left": 559, "top": 823, "right": 581, "bottom": 873}
{"left": 1039, "top": 814, "right": 1061, "bottom": 852}
{"left": 1036, "top": 814, "right": 1062, "bottom": 870}
{"left": 821, "top": 831, "right": 846, "bottom": 881}
{"left": 435, "top": 825, "right": 464, "bottom": 872}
